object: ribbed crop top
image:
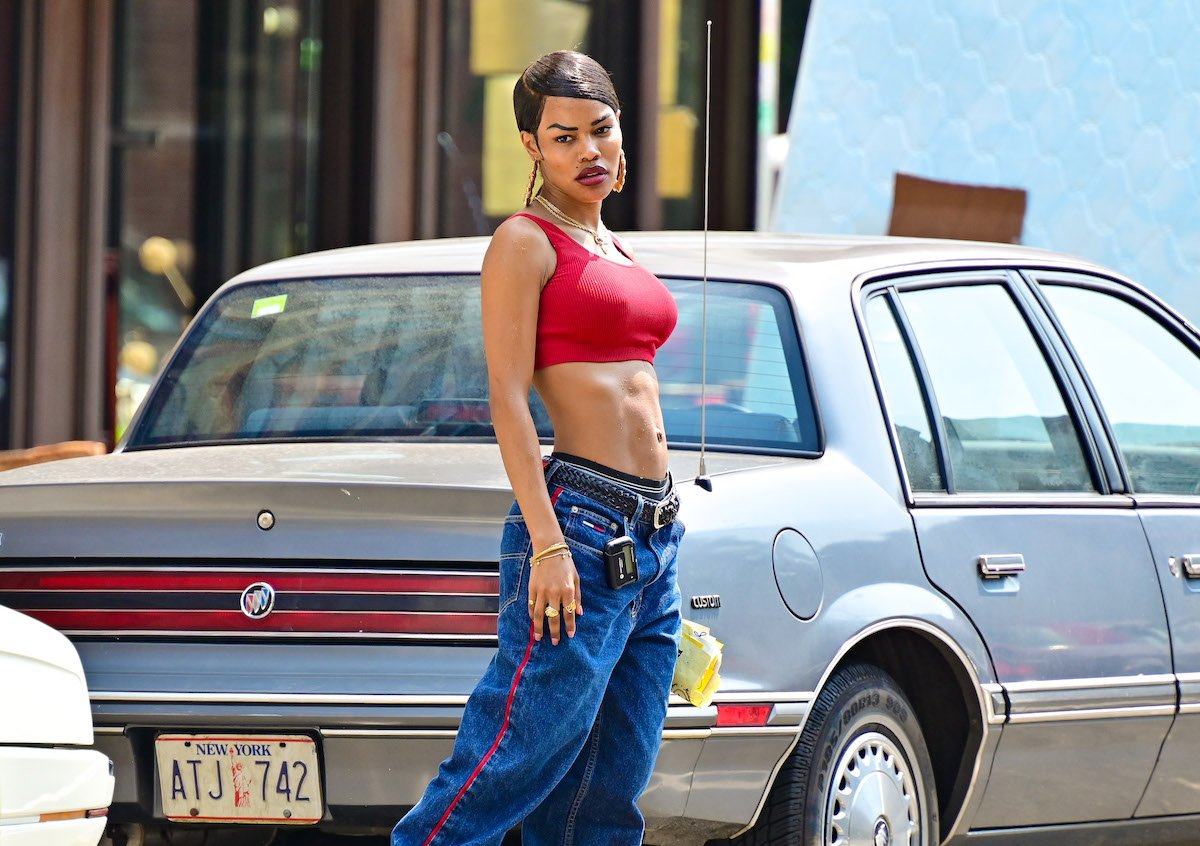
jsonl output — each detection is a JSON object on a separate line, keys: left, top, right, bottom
{"left": 513, "top": 213, "right": 678, "bottom": 370}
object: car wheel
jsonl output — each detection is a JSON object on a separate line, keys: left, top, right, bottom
{"left": 725, "top": 662, "right": 938, "bottom": 846}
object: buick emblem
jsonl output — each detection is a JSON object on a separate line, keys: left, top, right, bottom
{"left": 240, "top": 582, "right": 276, "bottom": 619}
{"left": 874, "top": 818, "right": 890, "bottom": 846}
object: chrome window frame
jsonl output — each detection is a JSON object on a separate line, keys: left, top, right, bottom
{"left": 855, "top": 261, "right": 1131, "bottom": 509}
{"left": 1025, "top": 269, "right": 1200, "bottom": 507}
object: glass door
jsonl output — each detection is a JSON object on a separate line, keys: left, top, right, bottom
{"left": 109, "top": 0, "right": 323, "bottom": 439}
{"left": 109, "top": 0, "right": 201, "bottom": 439}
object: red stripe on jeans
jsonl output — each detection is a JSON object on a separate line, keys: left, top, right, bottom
{"left": 421, "top": 621, "right": 537, "bottom": 846}
{"left": 550, "top": 486, "right": 564, "bottom": 505}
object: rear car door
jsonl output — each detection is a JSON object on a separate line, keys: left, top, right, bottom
{"left": 862, "top": 272, "right": 1172, "bottom": 828}
{"left": 1035, "top": 273, "right": 1200, "bottom": 817}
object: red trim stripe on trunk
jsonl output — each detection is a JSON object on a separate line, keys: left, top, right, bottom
{"left": 0, "top": 567, "right": 500, "bottom": 637}
{"left": 0, "top": 569, "right": 497, "bottom": 594}
{"left": 24, "top": 609, "right": 497, "bottom": 635}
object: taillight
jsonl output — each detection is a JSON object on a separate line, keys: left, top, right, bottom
{"left": 715, "top": 703, "right": 773, "bottom": 727}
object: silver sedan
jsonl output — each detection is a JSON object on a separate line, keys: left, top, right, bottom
{"left": 2, "top": 232, "right": 1199, "bottom": 846}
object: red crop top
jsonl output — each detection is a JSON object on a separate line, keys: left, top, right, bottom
{"left": 514, "top": 213, "right": 678, "bottom": 370}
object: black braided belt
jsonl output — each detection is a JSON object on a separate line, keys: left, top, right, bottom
{"left": 549, "top": 463, "right": 680, "bottom": 529}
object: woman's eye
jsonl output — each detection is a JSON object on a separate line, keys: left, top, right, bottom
{"left": 555, "top": 135, "right": 572, "bottom": 143}
{"left": 596, "top": 126, "right": 611, "bottom": 135}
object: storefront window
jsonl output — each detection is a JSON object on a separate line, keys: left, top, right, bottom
{"left": 0, "top": 0, "right": 17, "bottom": 446}
{"left": 437, "top": 0, "right": 594, "bottom": 237}
{"left": 656, "top": 0, "right": 706, "bottom": 229}
{"left": 242, "top": 0, "right": 323, "bottom": 268}
{"left": 109, "top": 0, "right": 322, "bottom": 438}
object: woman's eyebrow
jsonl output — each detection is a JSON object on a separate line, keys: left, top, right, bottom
{"left": 546, "top": 113, "right": 613, "bottom": 132}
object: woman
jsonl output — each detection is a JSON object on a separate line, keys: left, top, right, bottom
{"left": 392, "top": 51, "right": 683, "bottom": 846}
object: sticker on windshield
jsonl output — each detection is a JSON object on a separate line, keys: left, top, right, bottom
{"left": 251, "top": 295, "right": 288, "bottom": 318}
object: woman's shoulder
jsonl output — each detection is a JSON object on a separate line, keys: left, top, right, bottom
{"left": 484, "top": 213, "right": 557, "bottom": 278}
{"left": 489, "top": 212, "right": 554, "bottom": 249}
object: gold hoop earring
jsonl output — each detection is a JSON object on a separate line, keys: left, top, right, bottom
{"left": 524, "top": 161, "right": 540, "bottom": 206}
{"left": 613, "top": 150, "right": 627, "bottom": 193}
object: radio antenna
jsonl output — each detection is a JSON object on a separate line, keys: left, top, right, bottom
{"left": 695, "top": 19, "right": 713, "bottom": 492}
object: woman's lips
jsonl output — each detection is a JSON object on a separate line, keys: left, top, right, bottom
{"left": 576, "top": 167, "right": 609, "bottom": 186}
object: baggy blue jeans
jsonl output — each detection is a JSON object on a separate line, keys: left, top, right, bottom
{"left": 392, "top": 457, "right": 684, "bottom": 846}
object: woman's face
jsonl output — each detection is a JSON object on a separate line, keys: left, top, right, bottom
{"left": 523, "top": 95, "right": 622, "bottom": 202}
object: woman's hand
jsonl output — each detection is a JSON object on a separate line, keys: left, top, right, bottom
{"left": 528, "top": 551, "right": 583, "bottom": 645}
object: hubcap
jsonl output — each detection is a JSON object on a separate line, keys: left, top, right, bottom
{"left": 824, "top": 731, "right": 919, "bottom": 846}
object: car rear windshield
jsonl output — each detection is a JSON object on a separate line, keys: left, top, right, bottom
{"left": 127, "top": 275, "right": 818, "bottom": 454}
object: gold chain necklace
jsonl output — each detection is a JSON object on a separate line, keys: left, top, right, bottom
{"left": 535, "top": 195, "right": 609, "bottom": 252}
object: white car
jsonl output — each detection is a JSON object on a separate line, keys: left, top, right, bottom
{"left": 0, "top": 605, "right": 114, "bottom": 845}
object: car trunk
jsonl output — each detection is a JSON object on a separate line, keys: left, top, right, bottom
{"left": 0, "top": 445, "right": 515, "bottom": 613}
{"left": 0, "top": 440, "right": 771, "bottom": 702}
{"left": 0, "top": 441, "right": 516, "bottom": 638}
{"left": 0, "top": 444, "right": 520, "bottom": 707}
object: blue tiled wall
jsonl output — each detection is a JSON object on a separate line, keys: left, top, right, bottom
{"left": 776, "top": 0, "right": 1200, "bottom": 324}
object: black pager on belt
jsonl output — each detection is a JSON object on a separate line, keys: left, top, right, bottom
{"left": 604, "top": 535, "right": 638, "bottom": 589}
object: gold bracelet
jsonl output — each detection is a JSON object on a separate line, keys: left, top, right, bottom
{"left": 530, "top": 542, "right": 569, "bottom": 563}
{"left": 530, "top": 549, "right": 572, "bottom": 567}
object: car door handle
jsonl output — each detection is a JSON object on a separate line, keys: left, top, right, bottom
{"left": 978, "top": 553, "right": 1026, "bottom": 579}
{"left": 1182, "top": 555, "right": 1200, "bottom": 579}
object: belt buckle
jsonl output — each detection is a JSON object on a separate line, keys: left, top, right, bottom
{"left": 652, "top": 492, "right": 678, "bottom": 529}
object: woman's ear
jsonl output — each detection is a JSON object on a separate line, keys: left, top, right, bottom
{"left": 520, "top": 130, "right": 540, "bottom": 161}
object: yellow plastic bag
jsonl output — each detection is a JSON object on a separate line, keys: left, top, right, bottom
{"left": 671, "top": 619, "right": 723, "bottom": 707}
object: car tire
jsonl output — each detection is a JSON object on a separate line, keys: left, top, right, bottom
{"left": 724, "top": 662, "right": 938, "bottom": 846}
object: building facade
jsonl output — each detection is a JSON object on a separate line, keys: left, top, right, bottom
{"left": 1, "top": 0, "right": 807, "bottom": 449}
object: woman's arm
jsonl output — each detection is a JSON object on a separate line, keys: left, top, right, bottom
{"left": 481, "top": 217, "right": 582, "bottom": 644}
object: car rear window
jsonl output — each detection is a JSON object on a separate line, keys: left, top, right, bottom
{"left": 127, "top": 274, "right": 817, "bottom": 454}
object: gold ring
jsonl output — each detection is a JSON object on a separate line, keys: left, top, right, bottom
{"left": 544, "top": 605, "right": 560, "bottom": 618}
{"left": 564, "top": 601, "right": 577, "bottom": 614}
{"left": 528, "top": 599, "right": 535, "bottom": 606}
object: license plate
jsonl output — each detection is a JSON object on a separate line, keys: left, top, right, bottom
{"left": 155, "top": 734, "right": 323, "bottom": 824}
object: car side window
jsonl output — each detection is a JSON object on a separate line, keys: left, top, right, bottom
{"left": 898, "top": 283, "right": 1094, "bottom": 493}
{"left": 863, "top": 295, "right": 945, "bottom": 491}
{"left": 657, "top": 279, "right": 817, "bottom": 453}
{"left": 1042, "top": 283, "right": 1200, "bottom": 495}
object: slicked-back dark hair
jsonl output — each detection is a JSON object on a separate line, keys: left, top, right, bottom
{"left": 513, "top": 51, "right": 620, "bottom": 136}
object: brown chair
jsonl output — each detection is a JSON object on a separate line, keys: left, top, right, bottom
{"left": 888, "top": 172, "right": 1027, "bottom": 244}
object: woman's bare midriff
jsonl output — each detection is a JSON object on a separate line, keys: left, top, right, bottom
{"left": 533, "top": 360, "right": 669, "bottom": 481}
